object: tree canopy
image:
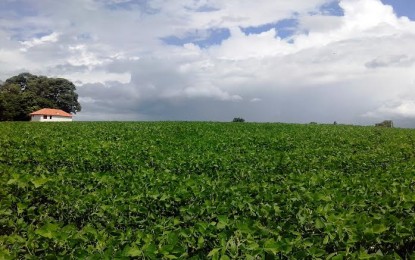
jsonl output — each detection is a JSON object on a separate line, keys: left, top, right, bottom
{"left": 0, "top": 73, "right": 81, "bottom": 121}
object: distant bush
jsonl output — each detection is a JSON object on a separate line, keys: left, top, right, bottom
{"left": 232, "top": 117, "right": 245, "bottom": 122}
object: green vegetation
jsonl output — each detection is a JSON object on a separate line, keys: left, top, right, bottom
{"left": 0, "top": 73, "right": 81, "bottom": 121}
{"left": 232, "top": 118, "right": 245, "bottom": 123}
{"left": 1, "top": 122, "right": 415, "bottom": 259}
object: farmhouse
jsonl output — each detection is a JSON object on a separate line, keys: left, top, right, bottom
{"left": 30, "top": 108, "right": 73, "bottom": 122}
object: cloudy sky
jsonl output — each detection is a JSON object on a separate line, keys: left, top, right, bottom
{"left": 1, "top": 0, "right": 415, "bottom": 126}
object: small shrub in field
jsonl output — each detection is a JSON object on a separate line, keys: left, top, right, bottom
{"left": 232, "top": 117, "right": 245, "bottom": 122}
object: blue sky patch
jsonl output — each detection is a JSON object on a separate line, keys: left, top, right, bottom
{"left": 100, "top": 0, "right": 159, "bottom": 14}
{"left": 162, "top": 28, "right": 230, "bottom": 48}
{"left": 76, "top": 33, "right": 93, "bottom": 41}
{"left": 9, "top": 27, "right": 51, "bottom": 41}
{"left": 0, "top": 0, "right": 37, "bottom": 18}
{"left": 194, "top": 5, "right": 219, "bottom": 12}
{"left": 241, "top": 19, "right": 298, "bottom": 39}
{"left": 33, "top": 31, "right": 54, "bottom": 38}
{"left": 319, "top": 1, "right": 344, "bottom": 16}
{"left": 381, "top": 0, "right": 415, "bottom": 20}
{"left": 9, "top": 28, "right": 27, "bottom": 41}
{"left": 185, "top": 5, "right": 220, "bottom": 13}
{"left": 101, "top": 0, "right": 139, "bottom": 10}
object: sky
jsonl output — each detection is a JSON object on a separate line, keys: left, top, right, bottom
{"left": 1, "top": 0, "right": 415, "bottom": 126}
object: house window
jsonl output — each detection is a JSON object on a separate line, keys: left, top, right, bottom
{"left": 50, "top": 116, "right": 52, "bottom": 119}
{"left": 43, "top": 115, "right": 47, "bottom": 119}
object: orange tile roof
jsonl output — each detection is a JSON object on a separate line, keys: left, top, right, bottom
{"left": 30, "top": 108, "right": 73, "bottom": 117}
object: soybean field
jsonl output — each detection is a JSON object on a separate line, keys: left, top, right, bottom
{"left": 1, "top": 122, "right": 415, "bottom": 259}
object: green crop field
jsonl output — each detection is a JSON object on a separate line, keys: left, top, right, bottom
{"left": 1, "top": 122, "right": 415, "bottom": 259}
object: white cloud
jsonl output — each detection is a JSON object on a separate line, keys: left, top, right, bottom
{"left": 0, "top": 49, "right": 31, "bottom": 73}
{"left": 364, "top": 100, "right": 415, "bottom": 118}
{"left": 78, "top": 96, "right": 97, "bottom": 104}
{"left": 250, "top": 98, "right": 262, "bottom": 103}
{"left": 209, "top": 27, "right": 294, "bottom": 60}
{"left": 63, "top": 71, "right": 131, "bottom": 85}
{"left": 183, "top": 85, "right": 243, "bottom": 101}
{"left": 20, "top": 32, "right": 60, "bottom": 51}
{"left": 67, "top": 44, "right": 112, "bottom": 67}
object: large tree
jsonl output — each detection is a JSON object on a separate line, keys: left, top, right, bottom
{"left": 0, "top": 73, "right": 81, "bottom": 121}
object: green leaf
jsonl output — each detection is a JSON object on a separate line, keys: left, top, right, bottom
{"left": 196, "top": 222, "right": 209, "bottom": 233}
{"left": 167, "top": 232, "right": 179, "bottom": 246}
{"left": 330, "top": 254, "right": 344, "bottom": 260}
{"left": 6, "top": 178, "right": 17, "bottom": 185}
{"left": 394, "top": 252, "right": 403, "bottom": 259}
{"left": 263, "top": 239, "right": 280, "bottom": 255}
{"left": 208, "top": 248, "right": 221, "bottom": 258}
{"left": 246, "top": 241, "right": 260, "bottom": 251}
{"left": 35, "top": 223, "right": 59, "bottom": 239}
{"left": 357, "top": 249, "right": 372, "bottom": 259}
{"left": 173, "top": 218, "right": 181, "bottom": 226}
{"left": 31, "top": 177, "right": 49, "bottom": 188}
{"left": 315, "top": 218, "right": 325, "bottom": 229}
{"left": 0, "top": 209, "right": 13, "bottom": 216}
{"left": 197, "top": 236, "right": 205, "bottom": 248}
{"left": 17, "top": 203, "right": 27, "bottom": 214}
{"left": 82, "top": 224, "right": 98, "bottom": 237}
{"left": 124, "top": 246, "right": 142, "bottom": 257}
{"left": 323, "top": 235, "right": 329, "bottom": 245}
{"left": 217, "top": 215, "right": 229, "bottom": 229}
{"left": 236, "top": 221, "right": 252, "bottom": 234}
{"left": 0, "top": 247, "right": 12, "bottom": 260}
{"left": 372, "top": 224, "right": 388, "bottom": 234}
{"left": 143, "top": 242, "right": 157, "bottom": 256}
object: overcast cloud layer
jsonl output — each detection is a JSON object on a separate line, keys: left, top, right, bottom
{"left": 1, "top": 0, "right": 415, "bottom": 126}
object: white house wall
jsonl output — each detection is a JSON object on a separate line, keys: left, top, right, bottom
{"left": 31, "top": 115, "right": 72, "bottom": 122}
{"left": 31, "top": 115, "right": 42, "bottom": 122}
